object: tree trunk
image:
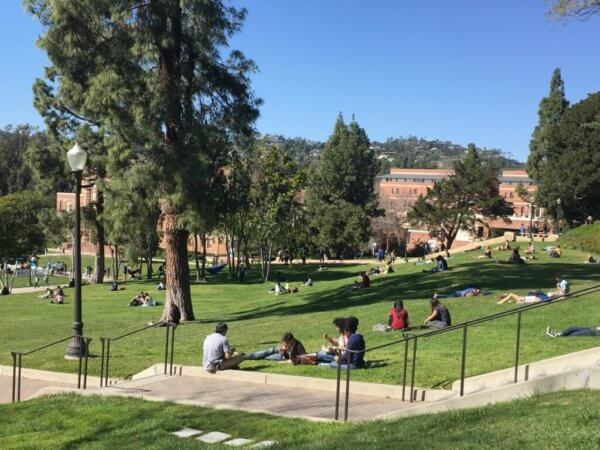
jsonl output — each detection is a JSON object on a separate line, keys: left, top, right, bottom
{"left": 200, "top": 234, "right": 207, "bottom": 281}
{"left": 146, "top": 256, "right": 153, "bottom": 279}
{"left": 160, "top": 208, "right": 194, "bottom": 323}
{"left": 194, "top": 234, "right": 201, "bottom": 281}
{"left": 94, "top": 191, "right": 105, "bottom": 284}
{"left": 226, "top": 234, "right": 232, "bottom": 277}
{"left": 264, "top": 241, "right": 272, "bottom": 282}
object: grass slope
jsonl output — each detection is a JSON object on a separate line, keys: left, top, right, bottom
{"left": 0, "top": 390, "right": 599, "bottom": 449}
{"left": 1, "top": 243, "right": 599, "bottom": 388}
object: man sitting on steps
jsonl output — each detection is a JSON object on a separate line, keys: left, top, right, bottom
{"left": 202, "top": 322, "right": 245, "bottom": 373}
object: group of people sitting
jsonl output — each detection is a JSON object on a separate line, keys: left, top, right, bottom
{"left": 202, "top": 316, "right": 367, "bottom": 373}
{"left": 39, "top": 286, "right": 65, "bottom": 304}
{"left": 128, "top": 291, "right": 156, "bottom": 307}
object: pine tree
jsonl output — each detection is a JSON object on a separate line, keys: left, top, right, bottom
{"left": 527, "top": 69, "right": 569, "bottom": 182}
{"left": 27, "top": 1, "right": 260, "bottom": 321}
{"left": 306, "top": 115, "right": 379, "bottom": 257}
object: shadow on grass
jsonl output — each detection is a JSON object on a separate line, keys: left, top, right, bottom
{"left": 219, "top": 260, "right": 600, "bottom": 322}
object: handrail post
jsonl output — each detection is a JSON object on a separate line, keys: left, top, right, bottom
{"left": 169, "top": 325, "right": 176, "bottom": 376}
{"left": 514, "top": 311, "right": 522, "bottom": 383}
{"left": 17, "top": 353, "right": 22, "bottom": 402}
{"left": 334, "top": 352, "right": 341, "bottom": 420}
{"left": 83, "top": 337, "right": 91, "bottom": 389}
{"left": 99, "top": 338, "right": 105, "bottom": 387}
{"left": 164, "top": 324, "right": 170, "bottom": 375}
{"left": 105, "top": 339, "right": 111, "bottom": 386}
{"left": 460, "top": 324, "right": 468, "bottom": 396}
{"left": 77, "top": 337, "right": 83, "bottom": 389}
{"left": 11, "top": 352, "right": 16, "bottom": 403}
{"left": 344, "top": 360, "right": 351, "bottom": 422}
{"left": 402, "top": 337, "right": 409, "bottom": 401}
{"left": 410, "top": 337, "right": 418, "bottom": 403}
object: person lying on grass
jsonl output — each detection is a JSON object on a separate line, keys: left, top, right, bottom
{"left": 497, "top": 291, "right": 553, "bottom": 304}
{"left": 422, "top": 255, "right": 448, "bottom": 274}
{"left": 424, "top": 298, "right": 452, "bottom": 329}
{"left": 246, "top": 332, "right": 306, "bottom": 362}
{"left": 546, "top": 325, "right": 600, "bottom": 337}
{"left": 584, "top": 254, "right": 598, "bottom": 264}
{"left": 433, "top": 287, "right": 481, "bottom": 299}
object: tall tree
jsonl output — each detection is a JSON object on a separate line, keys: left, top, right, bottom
{"left": 535, "top": 92, "right": 600, "bottom": 221}
{"left": 527, "top": 69, "right": 569, "bottom": 182}
{"left": 27, "top": 1, "right": 260, "bottom": 322}
{"left": 548, "top": 0, "right": 600, "bottom": 18}
{"left": 408, "top": 145, "right": 513, "bottom": 253}
{"left": 0, "top": 125, "right": 35, "bottom": 196}
{"left": 306, "top": 114, "right": 380, "bottom": 257}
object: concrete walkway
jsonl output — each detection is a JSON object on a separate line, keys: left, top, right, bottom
{"left": 63, "top": 374, "right": 421, "bottom": 422}
{"left": 0, "top": 375, "right": 81, "bottom": 404}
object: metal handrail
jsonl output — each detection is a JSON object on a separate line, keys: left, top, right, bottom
{"left": 11, "top": 334, "right": 92, "bottom": 402}
{"left": 333, "top": 283, "right": 600, "bottom": 420}
{"left": 99, "top": 322, "right": 177, "bottom": 387}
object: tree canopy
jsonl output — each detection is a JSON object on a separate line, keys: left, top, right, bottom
{"left": 306, "top": 115, "right": 380, "bottom": 257}
{"left": 408, "top": 145, "right": 513, "bottom": 252}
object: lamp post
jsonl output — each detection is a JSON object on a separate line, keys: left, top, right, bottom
{"left": 556, "top": 198, "right": 562, "bottom": 235}
{"left": 65, "top": 143, "right": 88, "bottom": 359}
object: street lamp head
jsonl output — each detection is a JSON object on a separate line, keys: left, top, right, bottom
{"left": 67, "top": 142, "right": 88, "bottom": 173}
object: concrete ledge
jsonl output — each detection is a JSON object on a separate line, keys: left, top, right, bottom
{"left": 131, "top": 363, "right": 451, "bottom": 401}
{"left": 450, "top": 347, "right": 600, "bottom": 395}
{"left": 0, "top": 364, "right": 117, "bottom": 387}
{"left": 376, "top": 367, "right": 600, "bottom": 421}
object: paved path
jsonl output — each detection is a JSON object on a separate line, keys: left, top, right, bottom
{"left": 97, "top": 375, "right": 419, "bottom": 422}
{"left": 0, "top": 375, "right": 80, "bottom": 404}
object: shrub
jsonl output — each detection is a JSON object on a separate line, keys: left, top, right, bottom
{"left": 558, "top": 223, "right": 600, "bottom": 254}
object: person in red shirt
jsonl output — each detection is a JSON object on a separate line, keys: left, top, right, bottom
{"left": 388, "top": 300, "right": 409, "bottom": 330}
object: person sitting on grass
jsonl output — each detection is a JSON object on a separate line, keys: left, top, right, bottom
{"left": 525, "top": 243, "right": 535, "bottom": 256}
{"left": 318, "top": 318, "right": 348, "bottom": 363}
{"left": 549, "top": 245, "right": 562, "bottom": 258}
{"left": 303, "top": 277, "right": 313, "bottom": 287}
{"left": 110, "top": 280, "right": 119, "bottom": 291}
{"left": 584, "top": 254, "right": 598, "bottom": 264}
{"left": 434, "top": 287, "right": 481, "bottom": 298}
{"left": 424, "top": 298, "right": 452, "bottom": 329}
{"left": 246, "top": 332, "right": 306, "bottom": 362}
{"left": 499, "top": 248, "right": 525, "bottom": 265}
{"left": 50, "top": 286, "right": 65, "bottom": 304}
{"left": 388, "top": 300, "right": 409, "bottom": 330}
{"left": 476, "top": 246, "right": 492, "bottom": 259}
{"left": 202, "top": 322, "right": 245, "bottom": 373}
{"left": 351, "top": 271, "right": 371, "bottom": 289}
{"left": 422, "top": 255, "right": 448, "bottom": 274}
{"left": 128, "top": 292, "right": 145, "bottom": 307}
{"left": 330, "top": 317, "right": 366, "bottom": 370}
{"left": 142, "top": 292, "right": 156, "bottom": 307}
{"left": 546, "top": 325, "right": 600, "bottom": 337}
{"left": 157, "top": 281, "right": 165, "bottom": 290}
{"left": 551, "top": 273, "right": 569, "bottom": 297}
{"left": 39, "top": 287, "right": 53, "bottom": 299}
{"left": 497, "top": 291, "right": 552, "bottom": 304}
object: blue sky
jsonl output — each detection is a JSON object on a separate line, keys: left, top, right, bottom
{"left": 1, "top": 1, "right": 599, "bottom": 161}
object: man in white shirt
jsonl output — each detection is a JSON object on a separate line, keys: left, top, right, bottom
{"left": 550, "top": 273, "right": 569, "bottom": 298}
{"left": 202, "top": 322, "right": 245, "bottom": 373}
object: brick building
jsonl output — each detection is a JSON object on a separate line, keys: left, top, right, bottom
{"left": 376, "top": 168, "right": 543, "bottom": 248}
{"left": 56, "top": 184, "right": 228, "bottom": 259}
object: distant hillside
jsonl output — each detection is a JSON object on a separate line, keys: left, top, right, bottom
{"left": 263, "top": 134, "right": 523, "bottom": 172}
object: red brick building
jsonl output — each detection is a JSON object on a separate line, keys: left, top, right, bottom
{"left": 376, "top": 168, "right": 543, "bottom": 248}
{"left": 56, "top": 185, "right": 228, "bottom": 258}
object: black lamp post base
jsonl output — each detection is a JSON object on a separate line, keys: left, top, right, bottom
{"left": 65, "top": 334, "right": 86, "bottom": 359}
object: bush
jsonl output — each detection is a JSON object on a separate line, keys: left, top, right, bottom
{"left": 558, "top": 223, "right": 600, "bottom": 253}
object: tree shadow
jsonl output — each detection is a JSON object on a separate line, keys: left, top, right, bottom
{"left": 216, "top": 260, "right": 600, "bottom": 322}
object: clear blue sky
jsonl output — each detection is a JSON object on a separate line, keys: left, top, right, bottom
{"left": 1, "top": 1, "right": 599, "bottom": 161}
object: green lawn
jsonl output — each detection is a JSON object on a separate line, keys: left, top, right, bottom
{"left": 1, "top": 243, "right": 599, "bottom": 388}
{"left": 1, "top": 390, "right": 599, "bottom": 449}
